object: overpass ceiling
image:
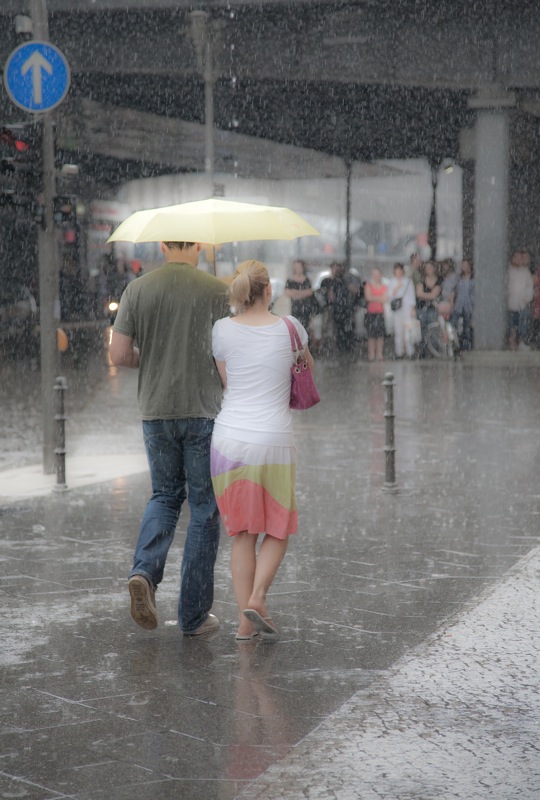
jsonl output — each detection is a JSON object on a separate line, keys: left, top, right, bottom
{"left": 56, "top": 98, "right": 415, "bottom": 182}
{"left": 69, "top": 74, "right": 471, "bottom": 165}
{"left": 1, "top": 1, "right": 540, "bottom": 186}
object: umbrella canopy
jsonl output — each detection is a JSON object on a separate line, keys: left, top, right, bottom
{"left": 106, "top": 197, "right": 319, "bottom": 245}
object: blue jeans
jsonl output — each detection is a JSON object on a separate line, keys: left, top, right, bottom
{"left": 507, "top": 308, "right": 529, "bottom": 343}
{"left": 130, "top": 418, "right": 220, "bottom": 633}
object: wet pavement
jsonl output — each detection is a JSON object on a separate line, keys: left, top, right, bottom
{"left": 1, "top": 347, "right": 540, "bottom": 799}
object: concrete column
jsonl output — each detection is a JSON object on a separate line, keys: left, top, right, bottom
{"left": 472, "top": 102, "right": 512, "bottom": 350}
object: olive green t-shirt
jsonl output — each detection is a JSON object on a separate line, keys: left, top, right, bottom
{"left": 113, "top": 263, "right": 229, "bottom": 419}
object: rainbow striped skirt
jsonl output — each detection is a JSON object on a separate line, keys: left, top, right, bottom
{"left": 210, "top": 434, "right": 298, "bottom": 540}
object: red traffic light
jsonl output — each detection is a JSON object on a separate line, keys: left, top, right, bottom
{"left": 0, "top": 127, "right": 31, "bottom": 153}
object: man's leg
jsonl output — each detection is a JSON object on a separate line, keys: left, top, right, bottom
{"left": 129, "top": 419, "right": 186, "bottom": 628}
{"left": 179, "top": 418, "right": 221, "bottom": 633}
{"left": 507, "top": 311, "right": 517, "bottom": 349}
{"left": 462, "top": 312, "right": 473, "bottom": 351}
{"left": 518, "top": 307, "right": 530, "bottom": 345}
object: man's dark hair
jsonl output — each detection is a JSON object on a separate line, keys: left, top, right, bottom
{"left": 163, "top": 242, "right": 195, "bottom": 250}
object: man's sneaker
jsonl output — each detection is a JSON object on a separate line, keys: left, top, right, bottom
{"left": 183, "top": 613, "right": 219, "bottom": 636}
{"left": 128, "top": 575, "right": 157, "bottom": 630}
{"left": 518, "top": 341, "right": 531, "bottom": 351}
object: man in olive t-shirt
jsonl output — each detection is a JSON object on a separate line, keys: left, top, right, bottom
{"left": 110, "top": 241, "right": 229, "bottom": 636}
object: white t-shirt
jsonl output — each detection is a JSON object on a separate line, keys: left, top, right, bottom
{"left": 388, "top": 276, "right": 416, "bottom": 311}
{"left": 212, "top": 315, "right": 308, "bottom": 445}
{"left": 507, "top": 266, "right": 534, "bottom": 312}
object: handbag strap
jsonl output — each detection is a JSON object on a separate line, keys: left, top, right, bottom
{"left": 281, "top": 316, "right": 303, "bottom": 361}
{"left": 396, "top": 278, "right": 410, "bottom": 301}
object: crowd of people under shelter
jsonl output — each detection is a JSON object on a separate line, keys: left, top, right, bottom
{"left": 282, "top": 248, "right": 540, "bottom": 361}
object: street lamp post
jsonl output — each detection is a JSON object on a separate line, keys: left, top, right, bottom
{"left": 427, "top": 159, "right": 439, "bottom": 260}
{"left": 203, "top": 35, "right": 214, "bottom": 190}
{"left": 428, "top": 158, "right": 455, "bottom": 261}
{"left": 190, "top": 11, "right": 223, "bottom": 197}
{"left": 344, "top": 159, "right": 352, "bottom": 270}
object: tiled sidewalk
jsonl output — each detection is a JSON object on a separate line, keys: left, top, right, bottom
{"left": 1, "top": 352, "right": 540, "bottom": 799}
{"left": 240, "top": 545, "right": 540, "bottom": 799}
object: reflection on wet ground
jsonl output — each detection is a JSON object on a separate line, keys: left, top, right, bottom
{"left": 1, "top": 352, "right": 539, "bottom": 798}
{"left": 0, "top": 330, "right": 110, "bottom": 471}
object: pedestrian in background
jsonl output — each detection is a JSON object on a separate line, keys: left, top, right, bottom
{"left": 364, "top": 267, "right": 388, "bottom": 362}
{"left": 110, "top": 240, "right": 229, "bottom": 636}
{"left": 416, "top": 260, "right": 441, "bottom": 358}
{"left": 451, "top": 258, "right": 475, "bottom": 352}
{"left": 320, "top": 261, "right": 359, "bottom": 354}
{"left": 507, "top": 248, "right": 534, "bottom": 351}
{"left": 388, "top": 262, "right": 416, "bottom": 359}
{"left": 439, "top": 258, "right": 459, "bottom": 317}
{"left": 210, "top": 260, "right": 314, "bottom": 640}
{"left": 284, "top": 259, "right": 315, "bottom": 341}
{"left": 531, "top": 258, "right": 540, "bottom": 347}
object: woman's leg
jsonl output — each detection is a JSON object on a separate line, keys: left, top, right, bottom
{"left": 246, "top": 534, "right": 289, "bottom": 625}
{"left": 404, "top": 312, "right": 415, "bottom": 357}
{"left": 393, "top": 314, "right": 404, "bottom": 357}
{"left": 418, "top": 306, "right": 435, "bottom": 357}
{"left": 507, "top": 311, "right": 517, "bottom": 349}
{"left": 367, "top": 337, "right": 376, "bottom": 361}
{"left": 231, "top": 532, "right": 257, "bottom": 636}
{"left": 376, "top": 336, "right": 384, "bottom": 361}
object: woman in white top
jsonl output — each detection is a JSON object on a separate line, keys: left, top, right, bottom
{"left": 388, "top": 262, "right": 416, "bottom": 358}
{"left": 211, "top": 260, "right": 315, "bottom": 640}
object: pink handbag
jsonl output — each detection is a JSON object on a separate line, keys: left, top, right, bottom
{"left": 282, "top": 316, "right": 320, "bottom": 410}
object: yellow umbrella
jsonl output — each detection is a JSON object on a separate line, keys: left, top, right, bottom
{"left": 106, "top": 197, "right": 319, "bottom": 245}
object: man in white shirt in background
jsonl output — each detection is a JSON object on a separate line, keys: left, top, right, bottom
{"left": 507, "top": 248, "right": 534, "bottom": 351}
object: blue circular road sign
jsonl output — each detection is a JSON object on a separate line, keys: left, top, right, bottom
{"left": 4, "top": 41, "right": 70, "bottom": 113}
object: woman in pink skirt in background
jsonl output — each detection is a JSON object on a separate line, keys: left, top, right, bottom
{"left": 210, "top": 260, "right": 315, "bottom": 640}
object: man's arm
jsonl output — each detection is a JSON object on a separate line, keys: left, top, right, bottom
{"left": 215, "top": 359, "right": 227, "bottom": 388}
{"left": 285, "top": 287, "right": 313, "bottom": 299}
{"left": 109, "top": 330, "right": 140, "bottom": 368}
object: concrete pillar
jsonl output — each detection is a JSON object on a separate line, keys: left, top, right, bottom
{"left": 470, "top": 91, "right": 514, "bottom": 350}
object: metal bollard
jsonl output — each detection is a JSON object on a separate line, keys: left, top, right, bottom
{"left": 53, "top": 376, "right": 68, "bottom": 492}
{"left": 382, "top": 372, "right": 398, "bottom": 493}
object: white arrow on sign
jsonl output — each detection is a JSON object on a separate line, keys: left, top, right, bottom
{"left": 21, "top": 50, "right": 53, "bottom": 105}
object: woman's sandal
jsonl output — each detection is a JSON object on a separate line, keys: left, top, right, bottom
{"left": 243, "top": 609, "right": 278, "bottom": 635}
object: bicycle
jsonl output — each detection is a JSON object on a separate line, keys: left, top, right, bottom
{"left": 426, "top": 303, "right": 461, "bottom": 359}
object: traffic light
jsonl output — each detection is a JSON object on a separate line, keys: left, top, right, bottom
{"left": 0, "top": 125, "right": 40, "bottom": 211}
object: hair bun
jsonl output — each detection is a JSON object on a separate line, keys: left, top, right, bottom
{"left": 229, "top": 260, "right": 269, "bottom": 312}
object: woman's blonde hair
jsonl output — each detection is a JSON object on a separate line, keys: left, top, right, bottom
{"left": 229, "top": 259, "right": 270, "bottom": 312}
